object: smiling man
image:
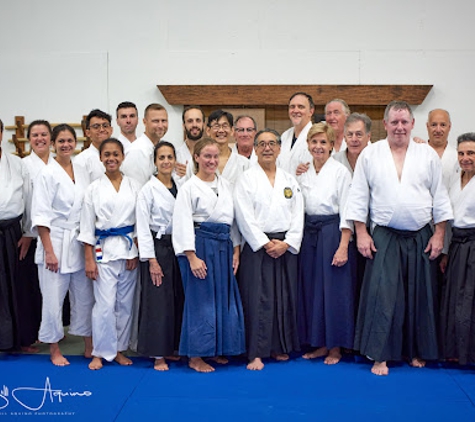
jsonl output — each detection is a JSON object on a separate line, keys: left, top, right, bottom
{"left": 74, "top": 109, "right": 113, "bottom": 181}
{"left": 232, "top": 115, "right": 258, "bottom": 164}
{"left": 234, "top": 128, "right": 304, "bottom": 371}
{"left": 121, "top": 103, "right": 169, "bottom": 187}
{"left": 346, "top": 100, "right": 453, "bottom": 376}
{"left": 278, "top": 92, "right": 315, "bottom": 174}
{"left": 325, "top": 99, "right": 350, "bottom": 154}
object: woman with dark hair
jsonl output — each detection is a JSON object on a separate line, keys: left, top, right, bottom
{"left": 78, "top": 138, "right": 140, "bottom": 370}
{"left": 172, "top": 137, "right": 245, "bottom": 373}
{"left": 440, "top": 132, "right": 475, "bottom": 365}
{"left": 136, "top": 141, "right": 184, "bottom": 370}
{"left": 18, "top": 120, "right": 54, "bottom": 352}
{"left": 32, "top": 124, "right": 93, "bottom": 366}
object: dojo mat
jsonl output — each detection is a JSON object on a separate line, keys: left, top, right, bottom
{"left": 0, "top": 353, "right": 474, "bottom": 421}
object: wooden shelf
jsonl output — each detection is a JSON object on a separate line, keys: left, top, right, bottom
{"left": 157, "top": 84, "right": 432, "bottom": 106}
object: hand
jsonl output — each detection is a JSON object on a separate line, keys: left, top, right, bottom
{"left": 188, "top": 254, "right": 207, "bottom": 279}
{"left": 232, "top": 247, "right": 240, "bottom": 275}
{"left": 332, "top": 246, "right": 348, "bottom": 267}
{"left": 175, "top": 162, "right": 187, "bottom": 177}
{"left": 357, "top": 231, "right": 377, "bottom": 259}
{"left": 18, "top": 236, "right": 33, "bottom": 260}
{"left": 264, "top": 239, "right": 289, "bottom": 259}
{"left": 85, "top": 258, "right": 98, "bottom": 280}
{"left": 126, "top": 257, "right": 138, "bottom": 271}
{"left": 439, "top": 254, "right": 448, "bottom": 274}
{"left": 296, "top": 162, "right": 310, "bottom": 176}
{"left": 413, "top": 137, "right": 427, "bottom": 144}
{"left": 45, "top": 251, "right": 59, "bottom": 273}
{"left": 149, "top": 259, "right": 164, "bottom": 286}
{"left": 424, "top": 234, "right": 444, "bottom": 260}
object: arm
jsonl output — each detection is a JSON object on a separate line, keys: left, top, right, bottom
{"left": 37, "top": 226, "right": 59, "bottom": 272}
{"left": 424, "top": 221, "right": 446, "bottom": 260}
{"left": 232, "top": 245, "right": 240, "bottom": 275}
{"left": 84, "top": 243, "right": 98, "bottom": 280}
{"left": 332, "top": 228, "right": 351, "bottom": 267}
{"left": 185, "top": 250, "right": 207, "bottom": 279}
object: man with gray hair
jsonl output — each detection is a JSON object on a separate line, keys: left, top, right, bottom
{"left": 232, "top": 115, "right": 258, "bottom": 164}
{"left": 346, "top": 100, "right": 453, "bottom": 376}
{"left": 334, "top": 112, "right": 372, "bottom": 175}
{"left": 325, "top": 99, "right": 350, "bottom": 154}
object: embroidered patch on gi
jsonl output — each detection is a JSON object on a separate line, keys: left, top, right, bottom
{"left": 283, "top": 187, "right": 293, "bottom": 199}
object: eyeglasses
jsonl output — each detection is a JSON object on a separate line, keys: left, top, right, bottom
{"left": 235, "top": 127, "right": 256, "bottom": 133}
{"left": 90, "top": 123, "right": 111, "bottom": 130}
{"left": 210, "top": 123, "right": 231, "bottom": 131}
{"left": 255, "top": 140, "right": 278, "bottom": 149}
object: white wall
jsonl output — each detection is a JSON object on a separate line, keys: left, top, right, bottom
{"left": 1, "top": 0, "right": 475, "bottom": 152}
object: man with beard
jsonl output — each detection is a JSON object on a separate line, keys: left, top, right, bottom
{"left": 175, "top": 106, "right": 205, "bottom": 179}
{"left": 325, "top": 99, "right": 350, "bottom": 154}
{"left": 116, "top": 101, "right": 139, "bottom": 153}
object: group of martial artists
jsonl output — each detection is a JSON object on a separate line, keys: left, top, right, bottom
{"left": 0, "top": 92, "right": 474, "bottom": 376}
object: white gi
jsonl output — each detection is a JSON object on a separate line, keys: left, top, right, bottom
{"left": 277, "top": 121, "right": 312, "bottom": 175}
{"left": 448, "top": 168, "right": 475, "bottom": 228}
{"left": 297, "top": 158, "right": 353, "bottom": 231}
{"left": 176, "top": 141, "right": 192, "bottom": 168}
{"left": 121, "top": 133, "right": 155, "bottom": 187}
{"left": 0, "top": 150, "right": 30, "bottom": 227}
{"left": 117, "top": 133, "right": 133, "bottom": 154}
{"left": 332, "top": 150, "right": 353, "bottom": 175}
{"left": 231, "top": 143, "right": 258, "bottom": 165}
{"left": 182, "top": 148, "right": 250, "bottom": 191}
{"left": 440, "top": 145, "right": 459, "bottom": 189}
{"left": 233, "top": 165, "right": 304, "bottom": 254}
{"left": 331, "top": 138, "right": 347, "bottom": 156}
{"left": 346, "top": 139, "right": 453, "bottom": 230}
{"left": 31, "top": 159, "right": 93, "bottom": 344}
{"left": 74, "top": 144, "right": 105, "bottom": 182}
{"left": 78, "top": 174, "right": 140, "bottom": 361}
{"left": 172, "top": 175, "right": 239, "bottom": 254}
{"left": 23, "top": 151, "right": 54, "bottom": 187}
{"left": 136, "top": 176, "right": 175, "bottom": 260}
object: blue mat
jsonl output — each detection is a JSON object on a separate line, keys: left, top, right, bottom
{"left": 0, "top": 354, "right": 474, "bottom": 421}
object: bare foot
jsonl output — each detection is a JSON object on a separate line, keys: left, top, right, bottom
{"left": 115, "top": 352, "right": 133, "bottom": 366}
{"left": 303, "top": 347, "right": 328, "bottom": 360}
{"left": 324, "top": 347, "right": 342, "bottom": 365}
{"left": 83, "top": 336, "right": 93, "bottom": 359}
{"left": 189, "top": 357, "right": 214, "bottom": 373}
{"left": 209, "top": 356, "right": 228, "bottom": 364}
{"left": 165, "top": 355, "right": 181, "bottom": 361}
{"left": 272, "top": 353, "right": 289, "bottom": 361}
{"left": 247, "top": 358, "right": 264, "bottom": 371}
{"left": 50, "top": 343, "right": 69, "bottom": 366}
{"left": 411, "top": 357, "right": 426, "bottom": 368}
{"left": 154, "top": 358, "right": 169, "bottom": 371}
{"left": 371, "top": 361, "right": 389, "bottom": 376}
{"left": 88, "top": 357, "right": 103, "bottom": 370}
{"left": 21, "top": 345, "right": 40, "bottom": 354}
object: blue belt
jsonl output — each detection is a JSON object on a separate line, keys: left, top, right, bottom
{"left": 95, "top": 225, "right": 134, "bottom": 250}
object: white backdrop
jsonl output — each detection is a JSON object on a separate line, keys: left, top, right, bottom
{"left": 1, "top": 0, "right": 474, "bottom": 152}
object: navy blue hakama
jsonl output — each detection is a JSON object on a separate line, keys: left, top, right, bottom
{"left": 178, "top": 222, "right": 245, "bottom": 357}
{"left": 298, "top": 214, "right": 357, "bottom": 349}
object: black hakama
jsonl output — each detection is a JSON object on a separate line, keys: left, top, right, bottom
{"left": 137, "top": 234, "right": 184, "bottom": 357}
{"left": 178, "top": 222, "right": 245, "bottom": 357}
{"left": 0, "top": 215, "right": 22, "bottom": 350}
{"left": 354, "top": 224, "right": 439, "bottom": 362}
{"left": 238, "top": 232, "right": 300, "bottom": 360}
{"left": 440, "top": 227, "right": 475, "bottom": 364}
{"left": 298, "top": 214, "right": 356, "bottom": 349}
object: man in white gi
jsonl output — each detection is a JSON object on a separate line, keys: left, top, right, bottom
{"left": 325, "top": 99, "right": 350, "bottom": 154}
{"left": 74, "top": 109, "right": 113, "bottom": 181}
{"left": 277, "top": 92, "right": 315, "bottom": 174}
{"left": 0, "top": 118, "right": 33, "bottom": 351}
{"left": 121, "top": 103, "right": 169, "bottom": 187}
{"left": 346, "top": 101, "right": 453, "bottom": 376}
{"left": 116, "top": 101, "right": 139, "bottom": 153}
{"left": 234, "top": 128, "right": 304, "bottom": 370}
{"left": 232, "top": 115, "right": 258, "bottom": 164}
{"left": 175, "top": 106, "right": 205, "bottom": 179}
{"left": 333, "top": 113, "right": 371, "bottom": 175}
